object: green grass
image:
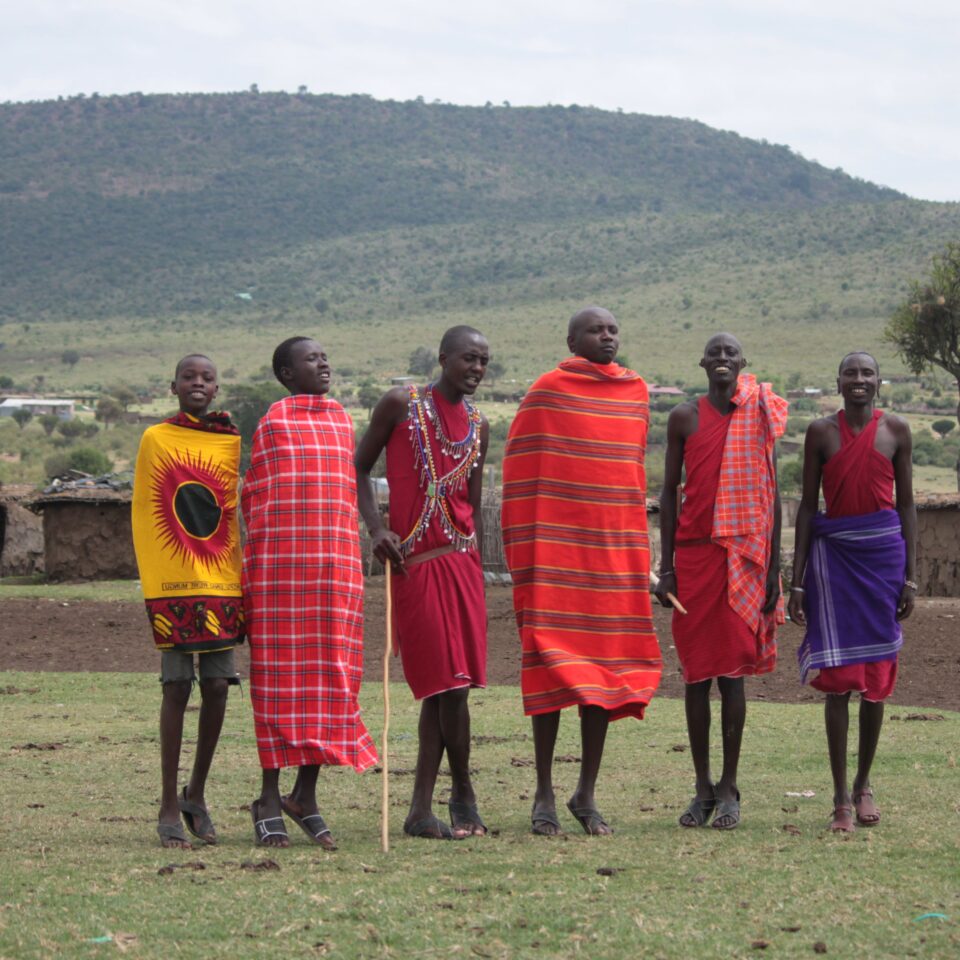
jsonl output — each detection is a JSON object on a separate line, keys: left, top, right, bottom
{"left": 0, "top": 577, "right": 142, "bottom": 602}
{"left": 1, "top": 675, "right": 956, "bottom": 959}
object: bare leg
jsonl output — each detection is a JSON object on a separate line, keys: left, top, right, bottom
{"left": 255, "top": 767, "right": 290, "bottom": 847}
{"left": 159, "top": 680, "right": 192, "bottom": 848}
{"left": 568, "top": 705, "right": 612, "bottom": 835}
{"left": 531, "top": 711, "right": 561, "bottom": 834}
{"left": 183, "top": 678, "right": 229, "bottom": 826}
{"left": 438, "top": 688, "right": 483, "bottom": 836}
{"left": 825, "top": 692, "right": 854, "bottom": 831}
{"left": 681, "top": 679, "right": 714, "bottom": 823}
{"left": 716, "top": 677, "right": 745, "bottom": 800}
{"left": 404, "top": 696, "right": 447, "bottom": 837}
{"left": 852, "top": 699, "right": 884, "bottom": 825}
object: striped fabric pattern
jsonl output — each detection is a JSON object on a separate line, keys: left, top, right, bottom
{"left": 502, "top": 357, "right": 662, "bottom": 720}
{"left": 711, "top": 374, "right": 789, "bottom": 656}
{"left": 241, "top": 395, "right": 377, "bottom": 772}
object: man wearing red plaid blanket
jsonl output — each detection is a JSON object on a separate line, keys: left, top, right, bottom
{"left": 656, "top": 333, "right": 787, "bottom": 830}
{"left": 242, "top": 336, "right": 377, "bottom": 849}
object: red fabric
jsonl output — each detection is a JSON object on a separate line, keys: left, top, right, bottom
{"left": 242, "top": 395, "right": 377, "bottom": 771}
{"left": 822, "top": 410, "right": 895, "bottom": 517}
{"left": 813, "top": 407, "right": 898, "bottom": 699}
{"left": 386, "top": 387, "right": 487, "bottom": 699}
{"left": 502, "top": 358, "right": 662, "bottom": 720}
{"left": 672, "top": 397, "right": 776, "bottom": 682}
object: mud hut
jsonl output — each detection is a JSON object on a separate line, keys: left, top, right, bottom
{"left": 30, "top": 488, "right": 137, "bottom": 580}
{"left": 0, "top": 486, "right": 44, "bottom": 577}
{"left": 916, "top": 494, "right": 960, "bottom": 597}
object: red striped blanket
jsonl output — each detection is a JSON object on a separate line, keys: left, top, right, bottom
{"left": 241, "top": 395, "right": 377, "bottom": 771}
{"left": 501, "top": 358, "right": 662, "bottom": 720}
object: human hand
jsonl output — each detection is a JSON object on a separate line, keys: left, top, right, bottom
{"left": 763, "top": 567, "right": 781, "bottom": 614}
{"left": 896, "top": 582, "right": 916, "bottom": 621}
{"left": 787, "top": 588, "right": 805, "bottom": 626}
{"left": 371, "top": 529, "right": 406, "bottom": 574}
{"left": 654, "top": 571, "right": 677, "bottom": 608}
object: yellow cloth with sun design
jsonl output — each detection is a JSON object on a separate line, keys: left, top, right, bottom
{"left": 131, "top": 413, "right": 245, "bottom": 651}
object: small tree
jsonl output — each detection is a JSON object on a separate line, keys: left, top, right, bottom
{"left": 12, "top": 408, "right": 33, "bottom": 430}
{"left": 95, "top": 396, "right": 124, "bottom": 429}
{"left": 886, "top": 242, "right": 960, "bottom": 488}
{"left": 486, "top": 359, "right": 506, "bottom": 384}
{"left": 110, "top": 385, "right": 138, "bottom": 411}
{"left": 39, "top": 413, "right": 61, "bottom": 436}
{"left": 61, "top": 349, "right": 80, "bottom": 368}
{"left": 357, "top": 379, "right": 381, "bottom": 416}
{"left": 932, "top": 419, "right": 956, "bottom": 440}
{"left": 57, "top": 418, "right": 88, "bottom": 441}
{"left": 408, "top": 346, "right": 436, "bottom": 378}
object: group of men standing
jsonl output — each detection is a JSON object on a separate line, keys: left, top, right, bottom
{"left": 132, "top": 307, "right": 916, "bottom": 849}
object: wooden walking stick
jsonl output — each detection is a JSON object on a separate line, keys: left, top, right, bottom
{"left": 649, "top": 570, "right": 688, "bottom": 615}
{"left": 381, "top": 566, "right": 393, "bottom": 853}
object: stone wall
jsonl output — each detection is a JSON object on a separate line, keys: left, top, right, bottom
{"left": 41, "top": 502, "right": 138, "bottom": 580}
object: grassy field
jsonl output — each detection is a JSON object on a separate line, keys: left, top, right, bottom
{"left": 1, "top": 674, "right": 956, "bottom": 959}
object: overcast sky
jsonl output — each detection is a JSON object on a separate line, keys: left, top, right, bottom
{"left": 2, "top": 1, "right": 958, "bottom": 202}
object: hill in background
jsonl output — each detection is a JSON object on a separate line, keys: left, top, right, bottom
{"left": 0, "top": 90, "right": 958, "bottom": 392}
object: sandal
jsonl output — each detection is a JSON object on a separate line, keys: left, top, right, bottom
{"left": 281, "top": 796, "right": 337, "bottom": 850}
{"left": 711, "top": 790, "right": 741, "bottom": 830}
{"left": 157, "top": 820, "right": 192, "bottom": 849}
{"left": 853, "top": 789, "right": 880, "bottom": 827}
{"left": 679, "top": 791, "right": 717, "bottom": 828}
{"left": 566, "top": 799, "right": 613, "bottom": 835}
{"left": 251, "top": 799, "right": 289, "bottom": 847}
{"left": 403, "top": 815, "right": 456, "bottom": 840}
{"left": 448, "top": 799, "right": 488, "bottom": 837}
{"left": 178, "top": 787, "right": 217, "bottom": 844}
{"left": 829, "top": 804, "right": 855, "bottom": 833}
{"left": 531, "top": 806, "right": 562, "bottom": 836}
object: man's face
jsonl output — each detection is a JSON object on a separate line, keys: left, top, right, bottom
{"left": 699, "top": 334, "right": 744, "bottom": 387}
{"left": 172, "top": 356, "right": 218, "bottom": 415}
{"left": 439, "top": 333, "right": 490, "bottom": 395}
{"left": 283, "top": 339, "right": 331, "bottom": 396}
{"left": 568, "top": 312, "right": 619, "bottom": 364}
{"left": 837, "top": 354, "right": 879, "bottom": 406}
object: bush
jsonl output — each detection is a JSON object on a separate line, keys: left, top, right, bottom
{"left": 44, "top": 445, "right": 112, "bottom": 478}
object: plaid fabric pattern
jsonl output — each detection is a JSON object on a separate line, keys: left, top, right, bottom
{"left": 241, "top": 395, "right": 377, "bottom": 772}
{"left": 711, "top": 374, "right": 789, "bottom": 651}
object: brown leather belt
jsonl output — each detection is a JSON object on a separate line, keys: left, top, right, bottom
{"left": 403, "top": 543, "right": 459, "bottom": 568}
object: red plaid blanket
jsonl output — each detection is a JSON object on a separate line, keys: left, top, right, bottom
{"left": 242, "top": 395, "right": 376, "bottom": 771}
{"left": 712, "top": 374, "right": 789, "bottom": 649}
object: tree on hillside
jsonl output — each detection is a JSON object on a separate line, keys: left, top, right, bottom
{"left": 39, "top": 413, "right": 61, "bottom": 436}
{"left": 222, "top": 382, "right": 285, "bottom": 468}
{"left": 886, "top": 242, "right": 960, "bottom": 489}
{"left": 110, "top": 384, "right": 138, "bottom": 411}
{"left": 932, "top": 419, "right": 955, "bottom": 440}
{"left": 57, "top": 418, "right": 88, "bottom": 441}
{"left": 408, "top": 346, "right": 436, "bottom": 378}
{"left": 61, "top": 349, "right": 80, "bottom": 367}
{"left": 357, "top": 379, "right": 381, "bottom": 416}
{"left": 95, "top": 396, "right": 124, "bottom": 429}
{"left": 11, "top": 408, "right": 33, "bottom": 430}
{"left": 485, "top": 359, "right": 506, "bottom": 384}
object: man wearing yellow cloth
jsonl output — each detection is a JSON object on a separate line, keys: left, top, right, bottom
{"left": 132, "top": 354, "right": 244, "bottom": 849}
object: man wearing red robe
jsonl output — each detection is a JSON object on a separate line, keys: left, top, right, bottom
{"left": 657, "top": 333, "right": 787, "bottom": 830}
{"left": 789, "top": 351, "right": 916, "bottom": 832}
{"left": 356, "top": 326, "right": 490, "bottom": 840}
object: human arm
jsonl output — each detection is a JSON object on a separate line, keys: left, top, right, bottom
{"left": 787, "top": 422, "right": 827, "bottom": 625}
{"left": 466, "top": 414, "right": 490, "bottom": 556}
{"left": 890, "top": 416, "right": 917, "bottom": 621}
{"left": 354, "top": 387, "right": 408, "bottom": 568}
{"left": 763, "top": 446, "right": 782, "bottom": 614}
{"left": 655, "top": 403, "right": 692, "bottom": 607}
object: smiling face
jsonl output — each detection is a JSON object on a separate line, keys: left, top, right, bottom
{"left": 699, "top": 333, "right": 745, "bottom": 387}
{"left": 837, "top": 352, "right": 879, "bottom": 407}
{"left": 439, "top": 331, "right": 490, "bottom": 396}
{"left": 172, "top": 355, "right": 218, "bottom": 416}
{"left": 567, "top": 308, "right": 619, "bottom": 364}
{"left": 282, "top": 339, "right": 331, "bottom": 396}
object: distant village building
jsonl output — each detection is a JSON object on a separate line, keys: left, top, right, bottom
{"left": 0, "top": 397, "right": 75, "bottom": 419}
{"left": 647, "top": 385, "right": 685, "bottom": 396}
{"left": 786, "top": 387, "right": 823, "bottom": 400}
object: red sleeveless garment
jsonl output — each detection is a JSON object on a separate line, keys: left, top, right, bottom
{"left": 385, "top": 386, "right": 487, "bottom": 700}
{"left": 813, "top": 408, "right": 898, "bottom": 700}
{"left": 672, "top": 397, "right": 775, "bottom": 683}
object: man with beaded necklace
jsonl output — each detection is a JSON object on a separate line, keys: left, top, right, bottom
{"left": 356, "top": 326, "right": 491, "bottom": 839}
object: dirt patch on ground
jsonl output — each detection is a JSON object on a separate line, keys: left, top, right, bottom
{"left": 1, "top": 584, "right": 957, "bottom": 710}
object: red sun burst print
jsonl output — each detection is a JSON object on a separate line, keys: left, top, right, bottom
{"left": 151, "top": 448, "right": 236, "bottom": 571}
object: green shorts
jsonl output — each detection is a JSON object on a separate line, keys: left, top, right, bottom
{"left": 160, "top": 647, "right": 240, "bottom": 686}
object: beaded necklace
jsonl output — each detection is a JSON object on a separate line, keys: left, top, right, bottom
{"left": 399, "top": 384, "right": 482, "bottom": 556}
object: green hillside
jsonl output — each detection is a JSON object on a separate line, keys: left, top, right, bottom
{"left": 0, "top": 90, "right": 958, "bottom": 394}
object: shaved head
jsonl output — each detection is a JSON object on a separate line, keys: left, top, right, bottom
{"left": 703, "top": 332, "right": 743, "bottom": 356}
{"left": 838, "top": 351, "right": 879, "bottom": 376}
{"left": 568, "top": 305, "right": 615, "bottom": 339}
{"left": 439, "top": 324, "right": 484, "bottom": 357}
